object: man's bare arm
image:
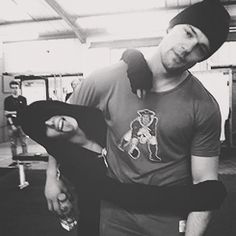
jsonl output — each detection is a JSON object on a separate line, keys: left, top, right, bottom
{"left": 185, "top": 155, "right": 219, "bottom": 236}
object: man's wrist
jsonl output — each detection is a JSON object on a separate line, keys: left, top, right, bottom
{"left": 46, "top": 170, "right": 58, "bottom": 180}
{"left": 46, "top": 166, "right": 59, "bottom": 179}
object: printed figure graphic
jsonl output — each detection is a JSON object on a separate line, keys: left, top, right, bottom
{"left": 119, "top": 109, "right": 161, "bottom": 161}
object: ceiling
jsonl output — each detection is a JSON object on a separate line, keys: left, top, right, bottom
{"left": 1, "top": 0, "right": 236, "bottom": 48}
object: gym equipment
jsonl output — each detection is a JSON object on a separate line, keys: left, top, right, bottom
{"left": 13, "top": 152, "right": 48, "bottom": 189}
{"left": 17, "top": 162, "right": 29, "bottom": 189}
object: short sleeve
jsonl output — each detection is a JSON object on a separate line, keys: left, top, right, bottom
{"left": 69, "top": 62, "right": 125, "bottom": 112}
{"left": 191, "top": 97, "right": 221, "bottom": 157}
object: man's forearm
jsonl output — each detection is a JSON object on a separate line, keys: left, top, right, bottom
{"left": 5, "top": 111, "right": 17, "bottom": 126}
{"left": 46, "top": 155, "right": 59, "bottom": 179}
{"left": 185, "top": 211, "right": 212, "bottom": 236}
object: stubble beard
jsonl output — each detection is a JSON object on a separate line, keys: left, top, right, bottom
{"left": 162, "top": 55, "right": 186, "bottom": 75}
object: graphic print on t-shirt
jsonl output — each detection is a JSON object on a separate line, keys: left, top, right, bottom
{"left": 118, "top": 109, "right": 161, "bottom": 161}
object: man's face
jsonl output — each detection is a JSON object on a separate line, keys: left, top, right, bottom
{"left": 71, "top": 79, "right": 83, "bottom": 91}
{"left": 71, "top": 81, "right": 79, "bottom": 90}
{"left": 10, "top": 84, "right": 20, "bottom": 96}
{"left": 159, "top": 24, "right": 210, "bottom": 73}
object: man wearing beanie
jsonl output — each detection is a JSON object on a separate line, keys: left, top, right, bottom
{"left": 45, "top": 0, "right": 230, "bottom": 235}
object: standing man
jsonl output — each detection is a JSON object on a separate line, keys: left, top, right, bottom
{"left": 46, "top": 0, "right": 230, "bottom": 235}
{"left": 65, "top": 77, "right": 83, "bottom": 102}
{"left": 4, "top": 80, "right": 28, "bottom": 159}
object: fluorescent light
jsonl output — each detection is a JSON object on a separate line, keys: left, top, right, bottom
{"left": 76, "top": 9, "right": 176, "bottom": 39}
{"left": 0, "top": 24, "right": 39, "bottom": 42}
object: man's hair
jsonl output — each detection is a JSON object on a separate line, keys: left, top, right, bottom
{"left": 168, "top": 0, "right": 230, "bottom": 59}
{"left": 9, "top": 80, "right": 20, "bottom": 88}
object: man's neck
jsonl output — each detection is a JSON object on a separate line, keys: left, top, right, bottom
{"left": 151, "top": 70, "right": 189, "bottom": 93}
{"left": 146, "top": 52, "right": 189, "bottom": 93}
{"left": 12, "top": 94, "right": 19, "bottom": 98}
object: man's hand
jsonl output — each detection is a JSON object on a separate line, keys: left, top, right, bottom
{"left": 136, "top": 89, "right": 147, "bottom": 99}
{"left": 44, "top": 175, "right": 71, "bottom": 216}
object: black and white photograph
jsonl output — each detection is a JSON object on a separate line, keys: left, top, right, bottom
{"left": 0, "top": 1, "right": 236, "bottom": 236}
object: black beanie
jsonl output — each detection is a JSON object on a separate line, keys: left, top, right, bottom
{"left": 168, "top": 0, "right": 230, "bottom": 58}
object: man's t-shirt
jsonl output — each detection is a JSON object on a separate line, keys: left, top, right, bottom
{"left": 4, "top": 95, "right": 27, "bottom": 125}
{"left": 70, "top": 61, "right": 221, "bottom": 236}
{"left": 65, "top": 92, "right": 72, "bottom": 101}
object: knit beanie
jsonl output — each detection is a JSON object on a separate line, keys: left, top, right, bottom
{"left": 168, "top": 0, "right": 230, "bottom": 58}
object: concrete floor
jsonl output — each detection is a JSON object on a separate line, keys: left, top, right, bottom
{"left": 0, "top": 140, "right": 236, "bottom": 236}
{"left": 0, "top": 138, "right": 48, "bottom": 170}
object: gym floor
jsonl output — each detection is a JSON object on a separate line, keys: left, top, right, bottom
{"left": 0, "top": 139, "right": 236, "bottom": 236}
{"left": 0, "top": 138, "right": 48, "bottom": 169}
